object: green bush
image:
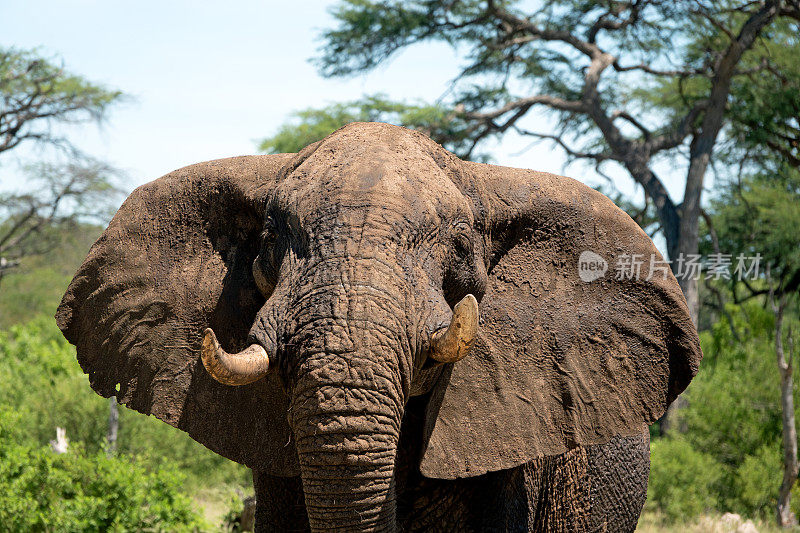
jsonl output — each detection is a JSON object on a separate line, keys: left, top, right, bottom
{"left": 0, "top": 316, "right": 107, "bottom": 450}
{"left": 0, "top": 316, "right": 250, "bottom": 492}
{"left": 648, "top": 301, "right": 800, "bottom": 522}
{"left": 733, "top": 444, "right": 782, "bottom": 516}
{"left": 648, "top": 436, "right": 722, "bottom": 521}
{"left": 220, "top": 492, "right": 244, "bottom": 532}
{"left": 0, "top": 409, "right": 207, "bottom": 532}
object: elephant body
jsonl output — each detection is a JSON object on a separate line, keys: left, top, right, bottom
{"left": 57, "top": 122, "right": 700, "bottom": 532}
{"left": 254, "top": 403, "right": 650, "bottom": 532}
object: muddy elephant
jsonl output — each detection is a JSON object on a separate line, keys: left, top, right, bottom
{"left": 56, "top": 122, "right": 701, "bottom": 532}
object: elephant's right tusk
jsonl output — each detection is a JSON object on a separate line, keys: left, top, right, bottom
{"left": 201, "top": 328, "right": 271, "bottom": 386}
{"left": 430, "top": 294, "right": 479, "bottom": 363}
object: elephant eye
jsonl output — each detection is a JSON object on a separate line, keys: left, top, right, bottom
{"left": 260, "top": 229, "right": 276, "bottom": 247}
{"left": 261, "top": 218, "right": 277, "bottom": 247}
{"left": 453, "top": 232, "right": 473, "bottom": 257}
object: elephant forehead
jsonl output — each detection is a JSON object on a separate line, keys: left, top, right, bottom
{"left": 277, "top": 150, "right": 472, "bottom": 229}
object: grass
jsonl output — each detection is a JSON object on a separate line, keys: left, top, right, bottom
{"left": 193, "top": 484, "right": 252, "bottom": 529}
{"left": 637, "top": 510, "right": 794, "bottom": 532}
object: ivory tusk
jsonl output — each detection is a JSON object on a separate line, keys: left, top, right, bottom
{"left": 430, "top": 294, "right": 479, "bottom": 363}
{"left": 201, "top": 328, "right": 271, "bottom": 386}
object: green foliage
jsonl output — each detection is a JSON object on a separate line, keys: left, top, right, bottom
{"left": 649, "top": 301, "right": 800, "bottom": 521}
{"left": 0, "top": 315, "right": 107, "bottom": 449}
{"left": 259, "top": 94, "right": 485, "bottom": 160}
{"left": 0, "top": 47, "right": 123, "bottom": 154}
{"left": 0, "top": 409, "right": 206, "bottom": 532}
{"left": 682, "top": 304, "right": 780, "bottom": 467}
{"left": 706, "top": 167, "right": 800, "bottom": 287}
{"left": 648, "top": 436, "right": 722, "bottom": 521}
{"left": 733, "top": 445, "right": 782, "bottom": 515}
{"left": 0, "top": 47, "right": 120, "bottom": 111}
{"left": 220, "top": 493, "right": 247, "bottom": 532}
{"left": 318, "top": 0, "right": 470, "bottom": 77}
{"left": 726, "top": 18, "right": 800, "bottom": 168}
{"left": 0, "top": 316, "right": 250, "bottom": 493}
{"left": 0, "top": 222, "right": 100, "bottom": 329}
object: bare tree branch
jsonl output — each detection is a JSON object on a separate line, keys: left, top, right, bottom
{"left": 464, "top": 94, "right": 585, "bottom": 122}
{"left": 512, "top": 127, "right": 620, "bottom": 162}
{"left": 611, "top": 110, "right": 652, "bottom": 139}
{"left": 0, "top": 160, "right": 122, "bottom": 288}
{"left": 647, "top": 101, "right": 708, "bottom": 153}
{"left": 586, "top": 1, "right": 644, "bottom": 44}
{"left": 612, "top": 62, "right": 704, "bottom": 77}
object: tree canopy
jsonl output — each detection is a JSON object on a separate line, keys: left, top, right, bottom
{"left": 263, "top": 0, "right": 800, "bottom": 319}
{"left": 260, "top": 95, "right": 484, "bottom": 160}
{"left": 1, "top": 47, "right": 122, "bottom": 156}
{"left": 0, "top": 47, "right": 124, "bottom": 286}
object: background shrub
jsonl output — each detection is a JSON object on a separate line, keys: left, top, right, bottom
{"left": 648, "top": 436, "right": 722, "bottom": 521}
{"left": 0, "top": 409, "right": 207, "bottom": 532}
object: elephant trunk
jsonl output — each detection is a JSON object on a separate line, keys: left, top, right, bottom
{"left": 291, "top": 382, "right": 401, "bottom": 532}
{"left": 286, "top": 284, "right": 410, "bottom": 532}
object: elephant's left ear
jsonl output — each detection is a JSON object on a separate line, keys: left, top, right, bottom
{"left": 420, "top": 161, "right": 702, "bottom": 480}
{"left": 56, "top": 154, "right": 299, "bottom": 476}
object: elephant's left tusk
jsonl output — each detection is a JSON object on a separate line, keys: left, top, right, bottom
{"left": 430, "top": 294, "right": 479, "bottom": 363}
{"left": 201, "top": 328, "right": 271, "bottom": 386}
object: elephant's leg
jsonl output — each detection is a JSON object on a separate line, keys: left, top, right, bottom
{"left": 400, "top": 476, "right": 479, "bottom": 532}
{"left": 402, "top": 453, "right": 591, "bottom": 532}
{"left": 584, "top": 429, "right": 650, "bottom": 533}
{"left": 479, "top": 432, "right": 648, "bottom": 532}
{"left": 252, "top": 470, "right": 309, "bottom": 532}
{"left": 476, "top": 448, "right": 594, "bottom": 533}
{"left": 475, "top": 431, "right": 649, "bottom": 532}
{"left": 403, "top": 431, "right": 648, "bottom": 532}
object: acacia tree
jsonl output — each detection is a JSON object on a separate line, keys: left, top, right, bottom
{"left": 725, "top": 14, "right": 800, "bottom": 171}
{"left": 0, "top": 160, "right": 120, "bottom": 286}
{"left": 0, "top": 47, "right": 123, "bottom": 285}
{"left": 0, "top": 47, "right": 121, "bottom": 155}
{"left": 264, "top": 0, "right": 800, "bottom": 321}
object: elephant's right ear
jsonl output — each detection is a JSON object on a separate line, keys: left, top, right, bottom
{"left": 420, "top": 161, "right": 702, "bottom": 480}
{"left": 56, "top": 155, "right": 300, "bottom": 476}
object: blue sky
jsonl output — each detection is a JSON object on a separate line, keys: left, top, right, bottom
{"left": 0, "top": 0, "right": 678, "bottom": 206}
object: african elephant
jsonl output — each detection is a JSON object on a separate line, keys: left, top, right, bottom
{"left": 56, "top": 122, "right": 701, "bottom": 532}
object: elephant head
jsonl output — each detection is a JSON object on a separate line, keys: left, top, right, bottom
{"left": 56, "top": 122, "right": 701, "bottom": 531}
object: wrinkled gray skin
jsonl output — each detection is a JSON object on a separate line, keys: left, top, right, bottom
{"left": 58, "top": 123, "right": 700, "bottom": 532}
{"left": 245, "top": 135, "right": 646, "bottom": 531}
{"left": 253, "top": 136, "right": 486, "bottom": 529}
{"left": 253, "top": 422, "right": 649, "bottom": 532}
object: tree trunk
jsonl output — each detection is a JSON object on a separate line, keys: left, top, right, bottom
{"left": 106, "top": 397, "right": 119, "bottom": 456}
{"left": 241, "top": 495, "right": 256, "bottom": 532}
{"left": 677, "top": 189, "right": 701, "bottom": 325}
{"left": 771, "top": 281, "right": 798, "bottom": 528}
{"left": 656, "top": 2, "right": 781, "bottom": 436}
